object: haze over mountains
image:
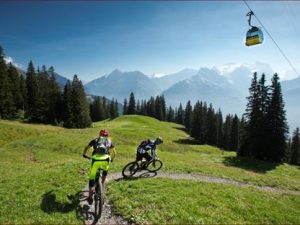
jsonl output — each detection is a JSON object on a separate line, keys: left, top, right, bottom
{"left": 83, "top": 62, "right": 300, "bottom": 132}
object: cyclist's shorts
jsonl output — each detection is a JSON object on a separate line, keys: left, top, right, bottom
{"left": 89, "top": 154, "right": 111, "bottom": 180}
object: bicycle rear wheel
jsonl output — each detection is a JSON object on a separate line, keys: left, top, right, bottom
{"left": 94, "top": 177, "right": 103, "bottom": 221}
{"left": 122, "top": 161, "right": 139, "bottom": 177}
{"left": 147, "top": 159, "right": 163, "bottom": 172}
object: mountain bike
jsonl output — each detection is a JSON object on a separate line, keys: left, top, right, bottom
{"left": 122, "top": 156, "right": 163, "bottom": 178}
{"left": 84, "top": 156, "right": 104, "bottom": 222}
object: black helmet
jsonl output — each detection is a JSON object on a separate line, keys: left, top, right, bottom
{"left": 155, "top": 136, "right": 163, "bottom": 145}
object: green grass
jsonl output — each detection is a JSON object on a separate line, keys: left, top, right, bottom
{"left": 108, "top": 178, "right": 300, "bottom": 224}
{"left": 1, "top": 115, "right": 300, "bottom": 224}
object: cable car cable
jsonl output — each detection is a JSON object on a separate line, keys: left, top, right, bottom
{"left": 243, "top": 0, "right": 300, "bottom": 77}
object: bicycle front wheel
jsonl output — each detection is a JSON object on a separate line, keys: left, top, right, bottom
{"left": 122, "top": 161, "right": 139, "bottom": 177}
{"left": 147, "top": 159, "right": 163, "bottom": 172}
{"left": 94, "top": 179, "right": 104, "bottom": 221}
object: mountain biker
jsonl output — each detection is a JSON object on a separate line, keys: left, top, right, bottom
{"left": 136, "top": 137, "right": 163, "bottom": 166}
{"left": 82, "top": 129, "right": 116, "bottom": 203}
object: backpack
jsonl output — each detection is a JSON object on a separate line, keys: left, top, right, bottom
{"left": 94, "top": 137, "right": 109, "bottom": 154}
{"left": 138, "top": 139, "right": 150, "bottom": 149}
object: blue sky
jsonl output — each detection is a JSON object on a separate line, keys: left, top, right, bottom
{"left": 1, "top": 1, "right": 300, "bottom": 82}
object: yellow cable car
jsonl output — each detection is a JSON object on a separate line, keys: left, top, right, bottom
{"left": 245, "top": 11, "right": 264, "bottom": 46}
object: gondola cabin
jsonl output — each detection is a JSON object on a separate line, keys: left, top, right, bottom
{"left": 245, "top": 26, "right": 264, "bottom": 46}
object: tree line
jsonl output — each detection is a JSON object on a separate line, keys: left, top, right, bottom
{"left": 0, "top": 45, "right": 120, "bottom": 128}
{"left": 123, "top": 92, "right": 240, "bottom": 151}
{"left": 1, "top": 45, "right": 299, "bottom": 165}
{"left": 122, "top": 72, "right": 300, "bottom": 165}
{"left": 0, "top": 46, "right": 92, "bottom": 128}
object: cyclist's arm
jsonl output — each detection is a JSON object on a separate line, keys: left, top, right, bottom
{"left": 83, "top": 140, "right": 94, "bottom": 158}
{"left": 151, "top": 146, "right": 156, "bottom": 160}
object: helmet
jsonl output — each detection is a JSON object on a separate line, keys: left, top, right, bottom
{"left": 99, "top": 129, "right": 109, "bottom": 137}
{"left": 155, "top": 136, "right": 163, "bottom": 145}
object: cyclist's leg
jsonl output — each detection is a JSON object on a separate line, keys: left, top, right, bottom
{"left": 144, "top": 152, "right": 152, "bottom": 162}
{"left": 87, "top": 159, "right": 100, "bottom": 203}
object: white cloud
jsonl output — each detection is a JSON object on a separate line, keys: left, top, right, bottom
{"left": 4, "top": 56, "right": 23, "bottom": 69}
{"left": 216, "top": 63, "right": 242, "bottom": 76}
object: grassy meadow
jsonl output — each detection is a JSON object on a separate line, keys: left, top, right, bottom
{"left": 0, "top": 115, "right": 300, "bottom": 224}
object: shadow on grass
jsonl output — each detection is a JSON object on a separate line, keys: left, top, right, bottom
{"left": 222, "top": 156, "right": 280, "bottom": 173}
{"left": 174, "top": 138, "right": 201, "bottom": 145}
{"left": 41, "top": 190, "right": 84, "bottom": 221}
{"left": 117, "top": 171, "right": 158, "bottom": 181}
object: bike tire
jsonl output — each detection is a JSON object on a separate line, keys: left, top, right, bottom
{"left": 122, "top": 161, "right": 139, "bottom": 177}
{"left": 147, "top": 159, "right": 163, "bottom": 172}
{"left": 94, "top": 178, "right": 104, "bottom": 221}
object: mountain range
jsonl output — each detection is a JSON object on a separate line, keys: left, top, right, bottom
{"left": 83, "top": 64, "right": 300, "bottom": 132}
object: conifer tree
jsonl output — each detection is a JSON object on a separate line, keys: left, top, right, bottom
{"left": 191, "top": 101, "right": 201, "bottom": 140}
{"left": 216, "top": 109, "right": 223, "bottom": 148}
{"left": 7, "top": 63, "right": 22, "bottom": 117}
{"left": 62, "top": 81, "right": 73, "bottom": 128}
{"left": 154, "top": 95, "right": 166, "bottom": 121}
{"left": 184, "top": 101, "right": 193, "bottom": 132}
{"left": 176, "top": 103, "right": 184, "bottom": 125}
{"left": 206, "top": 104, "right": 217, "bottom": 146}
{"left": 47, "top": 66, "right": 61, "bottom": 124}
{"left": 109, "top": 98, "right": 118, "bottom": 119}
{"left": 239, "top": 73, "right": 268, "bottom": 158}
{"left": 166, "top": 105, "right": 175, "bottom": 122}
{"left": 90, "top": 96, "right": 105, "bottom": 122}
{"left": 114, "top": 99, "right": 119, "bottom": 117}
{"left": 146, "top": 97, "right": 155, "bottom": 117}
{"left": 0, "top": 48, "right": 14, "bottom": 119}
{"left": 265, "top": 73, "right": 288, "bottom": 162}
{"left": 70, "top": 75, "right": 92, "bottom": 128}
{"left": 25, "top": 61, "right": 40, "bottom": 122}
{"left": 229, "top": 114, "right": 239, "bottom": 151}
{"left": 291, "top": 127, "right": 300, "bottom": 165}
{"left": 223, "top": 114, "right": 232, "bottom": 150}
{"left": 128, "top": 92, "right": 136, "bottom": 114}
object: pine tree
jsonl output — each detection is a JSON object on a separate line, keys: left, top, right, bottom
{"left": 191, "top": 101, "right": 201, "bottom": 140}
{"left": 176, "top": 103, "right": 184, "bottom": 125}
{"left": 62, "top": 81, "right": 73, "bottom": 128}
{"left": 0, "top": 48, "right": 14, "bottom": 119}
{"left": 206, "top": 104, "right": 217, "bottom": 146}
{"left": 166, "top": 105, "right": 175, "bottom": 122}
{"left": 70, "top": 75, "right": 92, "bottom": 128}
{"left": 146, "top": 97, "right": 155, "bottom": 117}
{"left": 25, "top": 61, "right": 40, "bottom": 122}
{"left": 154, "top": 95, "right": 166, "bottom": 121}
{"left": 7, "top": 63, "right": 23, "bottom": 117}
{"left": 216, "top": 109, "right": 223, "bottom": 148}
{"left": 229, "top": 114, "right": 239, "bottom": 151}
{"left": 127, "top": 92, "right": 136, "bottom": 114}
{"left": 184, "top": 101, "right": 193, "bottom": 133}
{"left": 290, "top": 127, "right": 300, "bottom": 165}
{"left": 47, "top": 66, "right": 61, "bottom": 124}
{"left": 90, "top": 96, "right": 105, "bottom": 122}
{"left": 223, "top": 114, "right": 232, "bottom": 150}
{"left": 109, "top": 98, "right": 118, "bottom": 119}
{"left": 239, "top": 73, "right": 268, "bottom": 159}
{"left": 265, "top": 73, "right": 288, "bottom": 162}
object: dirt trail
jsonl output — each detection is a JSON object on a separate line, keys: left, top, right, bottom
{"left": 80, "top": 171, "right": 300, "bottom": 224}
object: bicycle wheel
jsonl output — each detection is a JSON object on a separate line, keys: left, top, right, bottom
{"left": 122, "top": 161, "right": 139, "bottom": 177}
{"left": 147, "top": 159, "right": 163, "bottom": 172}
{"left": 94, "top": 177, "right": 103, "bottom": 221}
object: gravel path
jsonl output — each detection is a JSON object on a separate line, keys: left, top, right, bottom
{"left": 80, "top": 171, "right": 300, "bottom": 225}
